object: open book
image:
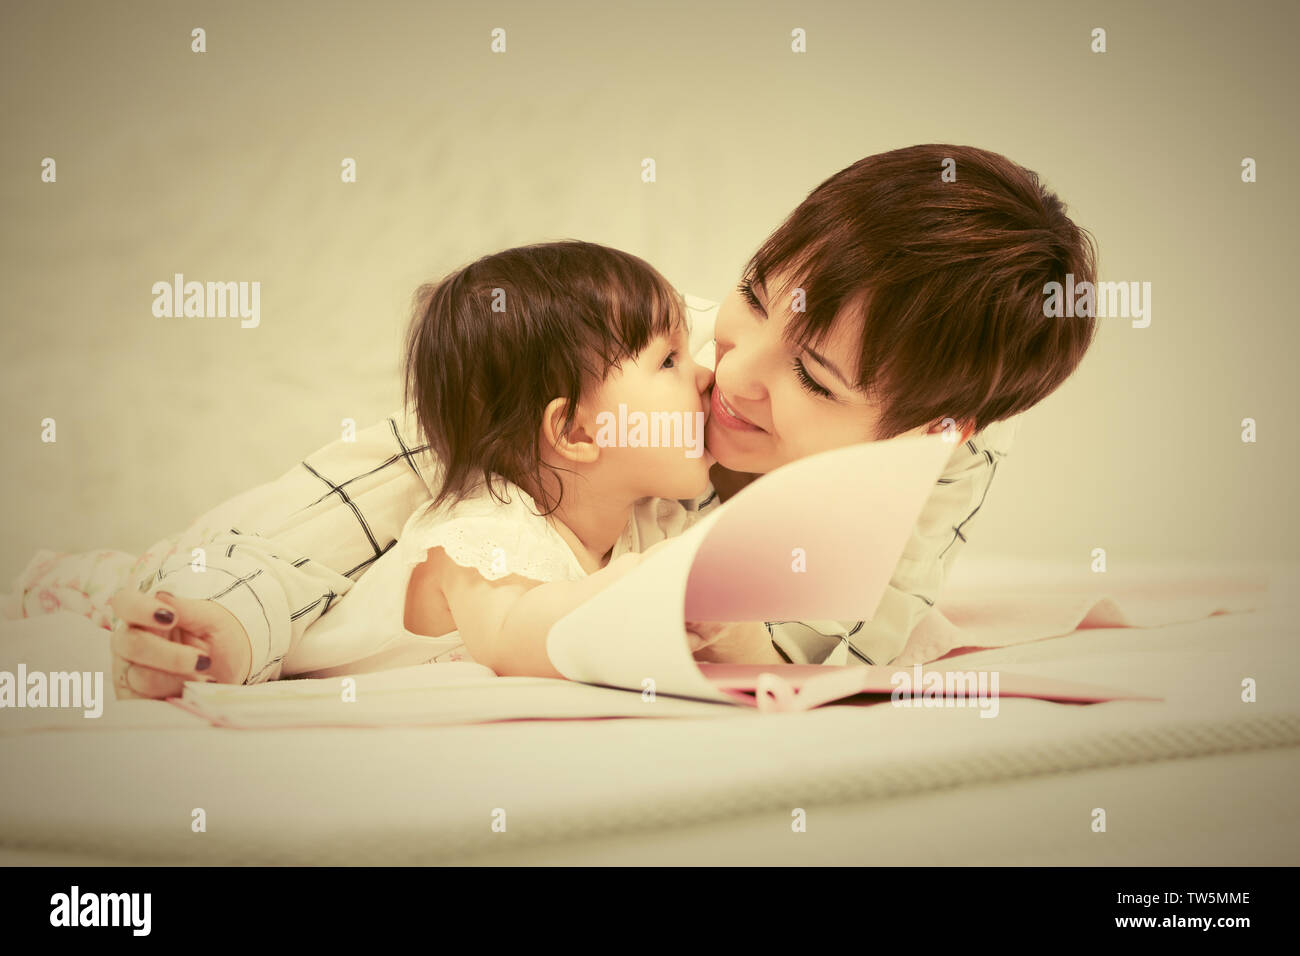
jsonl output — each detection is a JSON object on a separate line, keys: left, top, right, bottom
{"left": 547, "top": 433, "right": 1158, "bottom": 710}
{"left": 174, "top": 435, "right": 1159, "bottom": 728}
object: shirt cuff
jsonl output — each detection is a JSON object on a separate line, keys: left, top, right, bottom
{"left": 146, "top": 561, "right": 291, "bottom": 685}
{"left": 839, "top": 588, "right": 931, "bottom": 666}
{"left": 770, "top": 594, "right": 928, "bottom": 667}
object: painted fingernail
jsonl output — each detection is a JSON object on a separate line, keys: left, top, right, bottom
{"left": 153, "top": 607, "right": 175, "bottom": 624}
{"left": 195, "top": 655, "right": 211, "bottom": 671}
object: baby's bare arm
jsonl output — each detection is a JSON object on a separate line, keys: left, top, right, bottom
{"left": 411, "top": 549, "right": 649, "bottom": 678}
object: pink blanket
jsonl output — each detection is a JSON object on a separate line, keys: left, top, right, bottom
{"left": 1, "top": 548, "right": 144, "bottom": 630}
{"left": 895, "top": 559, "right": 1285, "bottom": 665}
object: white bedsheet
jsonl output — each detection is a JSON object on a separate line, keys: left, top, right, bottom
{"left": 2, "top": 571, "right": 1298, "bottom": 866}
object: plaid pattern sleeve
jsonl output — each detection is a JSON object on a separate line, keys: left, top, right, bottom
{"left": 767, "top": 416, "right": 1022, "bottom": 667}
{"left": 137, "top": 409, "right": 442, "bottom": 684}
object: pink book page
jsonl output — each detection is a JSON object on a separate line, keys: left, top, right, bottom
{"left": 684, "top": 434, "right": 954, "bottom": 621}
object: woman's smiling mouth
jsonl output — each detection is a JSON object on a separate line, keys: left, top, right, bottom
{"left": 710, "top": 385, "right": 764, "bottom": 432}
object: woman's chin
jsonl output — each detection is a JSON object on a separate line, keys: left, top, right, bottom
{"left": 704, "top": 420, "right": 765, "bottom": 473}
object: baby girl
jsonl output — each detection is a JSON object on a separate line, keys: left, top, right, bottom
{"left": 278, "top": 239, "right": 776, "bottom": 680}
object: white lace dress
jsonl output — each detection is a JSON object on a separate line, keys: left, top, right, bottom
{"left": 279, "top": 478, "right": 712, "bottom": 678}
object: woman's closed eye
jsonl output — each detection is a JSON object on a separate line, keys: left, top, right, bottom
{"left": 738, "top": 278, "right": 764, "bottom": 315}
{"left": 737, "top": 277, "right": 835, "bottom": 399}
{"left": 792, "top": 357, "right": 833, "bottom": 398}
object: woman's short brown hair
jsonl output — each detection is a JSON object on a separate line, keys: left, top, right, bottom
{"left": 405, "top": 240, "right": 686, "bottom": 516}
{"left": 745, "top": 144, "right": 1099, "bottom": 438}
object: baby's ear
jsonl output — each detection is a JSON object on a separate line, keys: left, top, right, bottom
{"left": 541, "top": 397, "right": 599, "bottom": 464}
{"left": 539, "top": 397, "right": 570, "bottom": 449}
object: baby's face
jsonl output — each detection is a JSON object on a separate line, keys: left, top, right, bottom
{"left": 584, "top": 319, "right": 715, "bottom": 500}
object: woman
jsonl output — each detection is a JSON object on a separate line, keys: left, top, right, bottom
{"left": 44, "top": 143, "right": 1097, "bottom": 697}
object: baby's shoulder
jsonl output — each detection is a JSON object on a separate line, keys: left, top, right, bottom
{"left": 406, "top": 477, "right": 540, "bottom": 530}
{"left": 400, "top": 478, "right": 581, "bottom": 583}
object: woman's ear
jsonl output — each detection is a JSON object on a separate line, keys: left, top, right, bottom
{"left": 541, "top": 397, "right": 600, "bottom": 464}
{"left": 926, "top": 417, "right": 976, "bottom": 445}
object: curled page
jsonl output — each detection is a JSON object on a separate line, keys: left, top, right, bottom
{"left": 546, "top": 434, "right": 955, "bottom": 705}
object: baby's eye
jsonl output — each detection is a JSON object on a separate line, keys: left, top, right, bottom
{"left": 661, "top": 349, "right": 679, "bottom": 370}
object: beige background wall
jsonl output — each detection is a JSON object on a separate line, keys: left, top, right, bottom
{"left": 2, "top": 0, "right": 1296, "bottom": 584}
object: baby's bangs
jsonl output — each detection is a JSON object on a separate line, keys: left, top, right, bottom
{"left": 603, "top": 274, "right": 686, "bottom": 363}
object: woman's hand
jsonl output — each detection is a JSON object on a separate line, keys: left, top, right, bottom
{"left": 107, "top": 589, "right": 253, "bottom": 699}
{"left": 686, "top": 620, "right": 786, "bottom": 664}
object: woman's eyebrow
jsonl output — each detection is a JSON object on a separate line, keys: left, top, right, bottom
{"left": 763, "top": 275, "right": 858, "bottom": 390}
{"left": 804, "top": 346, "right": 852, "bottom": 388}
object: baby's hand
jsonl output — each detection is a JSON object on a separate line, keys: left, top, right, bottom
{"left": 599, "top": 550, "right": 646, "bottom": 583}
{"left": 599, "top": 537, "right": 678, "bottom": 581}
{"left": 639, "top": 537, "right": 677, "bottom": 559}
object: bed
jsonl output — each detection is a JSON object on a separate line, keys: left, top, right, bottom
{"left": 2, "top": 561, "right": 1298, "bottom": 866}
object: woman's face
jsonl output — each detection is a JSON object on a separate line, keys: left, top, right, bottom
{"left": 706, "top": 269, "right": 916, "bottom": 474}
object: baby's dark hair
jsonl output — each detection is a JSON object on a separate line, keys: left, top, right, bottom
{"left": 404, "top": 240, "right": 686, "bottom": 517}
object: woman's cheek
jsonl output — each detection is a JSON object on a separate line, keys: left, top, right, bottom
{"left": 785, "top": 404, "right": 844, "bottom": 457}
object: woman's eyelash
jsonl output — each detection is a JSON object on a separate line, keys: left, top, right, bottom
{"left": 736, "top": 280, "right": 830, "bottom": 396}
{"left": 792, "top": 357, "right": 833, "bottom": 398}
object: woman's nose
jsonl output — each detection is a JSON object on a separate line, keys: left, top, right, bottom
{"left": 714, "top": 339, "right": 765, "bottom": 401}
